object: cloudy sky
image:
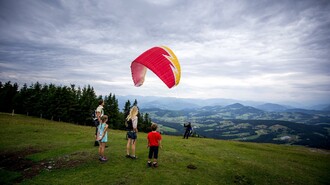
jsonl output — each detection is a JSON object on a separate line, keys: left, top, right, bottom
{"left": 0, "top": 0, "right": 329, "bottom": 106}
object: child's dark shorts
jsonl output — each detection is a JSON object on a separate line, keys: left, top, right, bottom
{"left": 148, "top": 146, "right": 159, "bottom": 159}
{"left": 127, "top": 131, "right": 137, "bottom": 140}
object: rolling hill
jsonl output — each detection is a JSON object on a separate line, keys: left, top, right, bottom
{"left": 142, "top": 104, "right": 330, "bottom": 149}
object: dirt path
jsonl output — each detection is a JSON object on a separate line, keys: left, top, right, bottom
{"left": 0, "top": 147, "right": 93, "bottom": 183}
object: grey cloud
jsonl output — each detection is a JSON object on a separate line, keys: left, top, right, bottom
{"left": 0, "top": 0, "right": 329, "bottom": 105}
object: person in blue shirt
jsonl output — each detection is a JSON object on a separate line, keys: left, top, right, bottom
{"left": 94, "top": 99, "right": 104, "bottom": 146}
{"left": 97, "top": 115, "right": 108, "bottom": 162}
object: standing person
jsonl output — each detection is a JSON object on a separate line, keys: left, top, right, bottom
{"left": 97, "top": 115, "right": 109, "bottom": 162}
{"left": 183, "top": 122, "right": 192, "bottom": 139}
{"left": 125, "top": 106, "right": 138, "bottom": 159}
{"left": 147, "top": 123, "right": 162, "bottom": 168}
{"left": 94, "top": 99, "right": 104, "bottom": 146}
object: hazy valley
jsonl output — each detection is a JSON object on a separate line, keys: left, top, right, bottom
{"left": 119, "top": 96, "right": 330, "bottom": 149}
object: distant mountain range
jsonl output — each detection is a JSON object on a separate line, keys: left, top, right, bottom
{"left": 139, "top": 103, "right": 330, "bottom": 149}
{"left": 142, "top": 103, "right": 330, "bottom": 125}
{"left": 116, "top": 95, "right": 330, "bottom": 149}
{"left": 117, "top": 95, "right": 330, "bottom": 112}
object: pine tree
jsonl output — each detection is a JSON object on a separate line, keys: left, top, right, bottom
{"left": 123, "top": 100, "right": 131, "bottom": 119}
{"left": 0, "top": 81, "right": 19, "bottom": 113}
{"left": 104, "top": 93, "right": 122, "bottom": 129}
{"left": 143, "top": 112, "right": 152, "bottom": 132}
{"left": 1, "top": 81, "right": 152, "bottom": 129}
{"left": 78, "top": 85, "right": 98, "bottom": 125}
{"left": 123, "top": 100, "right": 131, "bottom": 130}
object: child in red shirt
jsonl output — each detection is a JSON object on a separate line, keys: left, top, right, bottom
{"left": 147, "top": 123, "right": 162, "bottom": 167}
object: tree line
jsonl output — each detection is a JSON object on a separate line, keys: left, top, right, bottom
{"left": 0, "top": 81, "right": 152, "bottom": 132}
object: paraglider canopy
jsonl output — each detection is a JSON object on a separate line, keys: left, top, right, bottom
{"left": 130, "top": 46, "right": 181, "bottom": 88}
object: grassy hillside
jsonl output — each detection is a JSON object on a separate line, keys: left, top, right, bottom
{"left": 0, "top": 113, "right": 329, "bottom": 185}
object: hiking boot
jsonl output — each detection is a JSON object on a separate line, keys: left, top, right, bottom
{"left": 130, "top": 156, "right": 138, "bottom": 159}
{"left": 100, "top": 157, "right": 108, "bottom": 162}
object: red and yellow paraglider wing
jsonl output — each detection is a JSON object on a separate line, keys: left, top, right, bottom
{"left": 130, "top": 46, "right": 181, "bottom": 88}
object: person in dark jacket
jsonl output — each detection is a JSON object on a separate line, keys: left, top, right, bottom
{"left": 183, "top": 122, "right": 192, "bottom": 139}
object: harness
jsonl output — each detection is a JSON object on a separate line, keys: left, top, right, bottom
{"left": 127, "top": 119, "right": 133, "bottom": 131}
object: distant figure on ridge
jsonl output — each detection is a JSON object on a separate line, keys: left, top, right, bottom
{"left": 183, "top": 122, "right": 192, "bottom": 139}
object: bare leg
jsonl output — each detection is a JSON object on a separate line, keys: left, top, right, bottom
{"left": 131, "top": 140, "right": 136, "bottom": 156}
{"left": 126, "top": 139, "right": 131, "bottom": 155}
{"left": 100, "top": 142, "right": 105, "bottom": 157}
{"left": 98, "top": 143, "right": 102, "bottom": 156}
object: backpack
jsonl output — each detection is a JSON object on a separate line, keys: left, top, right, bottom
{"left": 91, "top": 111, "right": 98, "bottom": 127}
{"left": 91, "top": 111, "right": 96, "bottom": 119}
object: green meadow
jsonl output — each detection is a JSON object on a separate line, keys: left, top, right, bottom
{"left": 0, "top": 113, "right": 329, "bottom": 185}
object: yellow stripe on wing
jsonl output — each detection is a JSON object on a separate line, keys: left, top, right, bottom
{"left": 161, "top": 46, "right": 181, "bottom": 86}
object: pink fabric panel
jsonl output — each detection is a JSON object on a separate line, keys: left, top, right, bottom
{"left": 131, "top": 47, "right": 175, "bottom": 88}
{"left": 130, "top": 62, "right": 146, "bottom": 87}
